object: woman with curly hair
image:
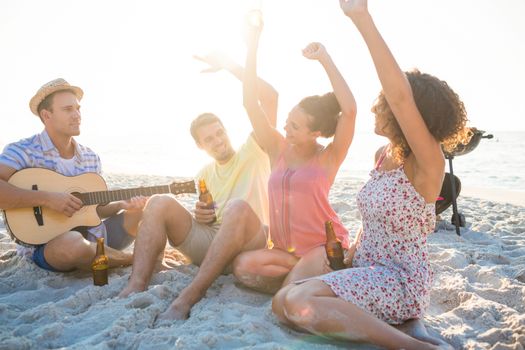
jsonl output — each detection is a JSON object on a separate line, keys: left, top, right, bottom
{"left": 271, "top": 1, "right": 468, "bottom": 349}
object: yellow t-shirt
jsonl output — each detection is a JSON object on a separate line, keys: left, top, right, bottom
{"left": 196, "top": 135, "right": 270, "bottom": 225}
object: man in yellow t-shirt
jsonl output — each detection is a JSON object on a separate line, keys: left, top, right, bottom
{"left": 119, "top": 53, "right": 277, "bottom": 321}
{"left": 195, "top": 127, "right": 270, "bottom": 228}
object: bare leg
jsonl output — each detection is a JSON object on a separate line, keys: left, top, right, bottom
{"left": 157, "top": 200, "right": 266, "bottom": 321}
{"left": 121, "top": 208, "right": 144, "bottom": 237}
{"left": 232, "top": 248, "right": 298, "bottom": 294}
{"left": 277, "top": 249, "right": 451, "bottom": 348}
{"left": 394, "top": 319, "right": 451, "bottom": 347}
{"left": 272, "top": 284, "right": 299, "bottom": 328}
{"left": 231, "top": 245, "right": 327, "bottom": 294}
{"left": 44, "top": 231, "right": 132, "bottom": 271}
{"left": 282, "top": 245, "right": 330, "bottom": 286}
{"left": 119, "top": 195, "right": 192, "bottom": 298}
{"left": 277, "top": 280, "right": 449, "bottom": 350}
{"left": 273, "top": 246, "right": 346, "bottom": 329}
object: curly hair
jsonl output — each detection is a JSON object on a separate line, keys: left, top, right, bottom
{"left": 299, "top": 92, "right": 341, "bottom": 138}
{"left": 372, "top": 69, "right": 471, "bottom": 162}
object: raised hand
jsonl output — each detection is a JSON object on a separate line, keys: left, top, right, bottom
{"left": 302, "top": 42, "right": 329, "bottom": 61}
{"left": 45, "top": 192, "right": 83, "bottom": 217}
{"left": 244, "top": 9, "right": 264, "bottom": 47}
{"left": 246, "top": 9, "right": 263, "bottom": 29}
{"left": 193, "top": 51, "right": 233, "bottom": 73}
{"left": 339, "top": 0, "right": 368, "bottom": 18}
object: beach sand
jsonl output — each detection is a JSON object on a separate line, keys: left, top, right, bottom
{"left": 0, "top": 174, "right": 524, "bottom": 349}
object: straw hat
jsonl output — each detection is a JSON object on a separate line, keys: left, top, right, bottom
{"left": 29, "top": 78, "right": 83, "bottom": 116}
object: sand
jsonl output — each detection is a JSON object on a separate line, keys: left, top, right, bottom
{"left": 0, "top": 174, "right": 524, "bottom": 349}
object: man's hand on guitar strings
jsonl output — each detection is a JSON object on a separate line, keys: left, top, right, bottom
{"left": 45, "top": 192, "right": 83, "bottom": 217}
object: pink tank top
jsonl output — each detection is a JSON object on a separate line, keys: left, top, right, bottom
{"left": 268, "top": 148, "right": 349, "bottom": 257}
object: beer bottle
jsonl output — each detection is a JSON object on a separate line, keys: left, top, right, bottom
{"left": 325, "top": 220, "right": 345, "bottom": 271}
{"left": 198, "top": 179, "right": 216, "bottom": 223}
{"left": 92, "top": 237, "right": 109, "bottom": 286}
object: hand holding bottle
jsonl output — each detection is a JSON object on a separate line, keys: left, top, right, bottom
{"left": 194, "top": 201, "right": 217, "bottom": 224}
{"left": 195, "top": 179, "right": 216, "bottom": 224}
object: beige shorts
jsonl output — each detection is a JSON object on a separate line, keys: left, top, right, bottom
{"left": 171, "top": 217, "right": 268, "bottom": 273}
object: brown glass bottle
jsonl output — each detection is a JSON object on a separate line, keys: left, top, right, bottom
{"left": 198, "top": 179, "right": 216, "bottom": 223}
{"left": 325, "top": 220, "right": 345, "bottom": 270}
{"left": 92, "top": 237, "right": 109, "bottom": 286}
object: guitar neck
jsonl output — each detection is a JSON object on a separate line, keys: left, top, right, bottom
{"left": 79, "top": 185, "right": 171, "bottom": 205}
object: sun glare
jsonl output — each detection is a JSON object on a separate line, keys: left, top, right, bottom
{"left": 184, "top": 2, "right": 260, "bottom": 60}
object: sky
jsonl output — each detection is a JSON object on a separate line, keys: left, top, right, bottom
{"left": 1, "top": 0, "right": 524, "bottom": 176}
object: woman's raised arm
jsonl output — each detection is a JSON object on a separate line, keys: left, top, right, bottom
{"left": 340, "top": 0, "right": 444, "bottom": 173}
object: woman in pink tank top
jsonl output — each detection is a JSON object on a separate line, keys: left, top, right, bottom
{"left": 232, "top": 18, "right": 357, "bottom": 293}
{"left": 272, "top": 1, "right": 470, "bottom": 349}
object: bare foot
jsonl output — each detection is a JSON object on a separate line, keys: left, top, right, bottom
{"left": 156, "top": 302, "right": 192, "bottom": 322}
{"left": 154, "top": 287, "right": 204, "bottom": 323}
{"left": 118, "top": 281, "right": 146, "bottom": 298}
{"left": 395, "top": 319, "right": 452, "bottom": 349}
{"left": 122, "top": 252, "right": 134, "bottom": 266}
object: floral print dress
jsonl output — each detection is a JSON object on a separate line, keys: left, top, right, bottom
{"left": 317, "top": 162, "right": 436, "bottom": 324}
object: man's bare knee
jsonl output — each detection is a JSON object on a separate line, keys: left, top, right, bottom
{"left": 45, "top": 231, "right": 92, "bottom": 268}
{"left": 66, "top": 231, "right": 91, "bottom": 253}
{"left": 50, "top": 230, "right": 85, "bottom": 248}
{"left": 221, "top": 199, "right": 262, "bottom": 247}
{"left": 144, "top": 194, "right": 186, "bottom": 219}
{"left": 222, "top": 199, "right": 254, "bottom": 221}
{"left": 140, "top": 194, "right": 192, "bottom": 247}
{"left": 142, "top": 194, "right": 189, "bottom": 228}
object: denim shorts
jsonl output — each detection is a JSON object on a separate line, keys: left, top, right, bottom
{"left": 32, "top": 212, "right": 133, "bottom": 272}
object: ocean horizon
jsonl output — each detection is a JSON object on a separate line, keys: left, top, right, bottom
{"left": 1, "top": 130, "right": 523, "bottom": 198}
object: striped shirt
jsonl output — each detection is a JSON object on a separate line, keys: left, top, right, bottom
{"left": 0, "top": 130, "right": 105, "bottom": 256}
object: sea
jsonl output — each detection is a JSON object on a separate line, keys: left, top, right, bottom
{"left": 1, "top": 130, "right": 523, "bottom": 198}
{"left": 107, "top": 130, "right": 524, "bottom": 192}
{"left": 340, "top": 130, "right": 525, "bottom": 193}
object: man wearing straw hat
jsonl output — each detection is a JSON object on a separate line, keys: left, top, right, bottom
{"left": 0, "top": 78, "right": 146, "bottom": 272}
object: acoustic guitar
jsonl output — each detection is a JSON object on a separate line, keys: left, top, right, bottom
{"left": 3, "top": 168, "right": 196, "bottom": 245}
